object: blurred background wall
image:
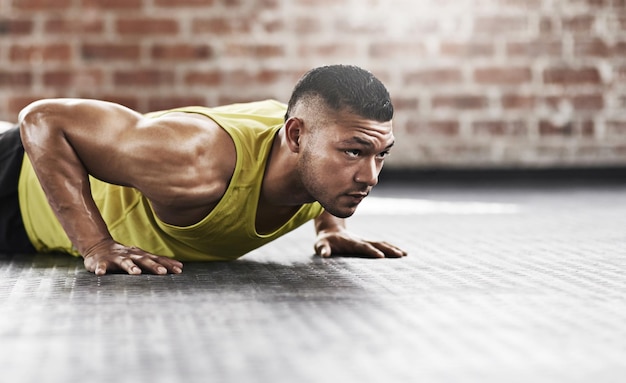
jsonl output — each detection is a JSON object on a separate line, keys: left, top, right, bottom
{"left": 1, "top": 0, "right": 626, "bottom": 170}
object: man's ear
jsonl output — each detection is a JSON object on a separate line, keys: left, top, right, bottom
{"left": 284, "top": 117, "right": 303, "bottom": 153}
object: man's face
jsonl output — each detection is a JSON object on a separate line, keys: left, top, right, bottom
{"left": 297, "top": 110, "right": 394, "bottom": 218}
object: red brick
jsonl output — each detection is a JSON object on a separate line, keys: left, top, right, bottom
{"left": 244, "top": 0, "right": 277, "bottom": 6}
{"left": 404, "top": 69, "right": 462, "bottom": 85}
{"left": 335, "top": 19, "right": 384, "bottom": 34}
{"left": 562, "top": 15, "right": 595, "bottom": 33}
{"left": 255, "top": 69, "right": 283, "bottom": 83}
{"left": 544, "top": 95, "right": 603, "bottom": 110}
{"left": 43, "top": 69, "right": 103, "bottom": 88}
{"left": 81, "top": 0, "right": 143, "bottom": 8}
{"left": 293, "top": 17, "right": 322, "bottom": 34}
{"left": 506, "top": 41, "right": 562, "bottom": 57}
{"left": 502, "top": 94, "right": 536, "bottom": 109}
{"left": 432, "top": 95, "right": 488, "bottom": 110}
{"left": 572, "top": 94, "right": 604, "bottom": 110}
{"left": 0, "top": 71, "right": 33, "bottom": 87}
{"left": 10, "top": 44, "right": 72, "bottom": 62}
{"left": 543, "top": 67, "right": 602, "bottom": 85}
{"left": 262, "top": 19, "right": 284, "bottom": 33}
{"left": 185, "top": 71, "right": 222, "bottom": 86}
{"left": 12, "top": 0, "right": 72, "bottom": 10}
{"left": 222, "top": 70, "right": 288, "bottom": 86}
{"left": 43, "top": 71, "right": 73, "bottom": 88}
{"left": 44, "top": 17, "right": 104, "bottom": 34}
{"left": 406, "top": 120, "right": 460, "bottom": 136}
{"left": 114, "top": 70, "right": 175, "bottom": 87}
{"left": 151, "top": 44, "right": 212, "bottom": 61}
{"left": 612, "top": 42, "right": 626, "bottom": 56}
{"left": 225, "top": 44, "right": 284, "bottom": 58}
{"left": 489, "top": 0, "right": 542, "bottom": 7}
{"left": 155, "top": 0, "right": 213, "bottom": 5}
{"left": 472, "top": 120, "right": 527, "bottom": 136}
{"left": 369, "top": 42, "right": 425, "bottom": 58}
{"left": 391, "top": 97, "right": 419, "bottom": 111}
{"left": 606, "top": 120, "right": 626, "bottom": 135}
{"left": 440, "top": 42, "right": 494, "bottom": 57}
{"left": 82, "top": 44, "right": 141, "bottom": 60}
{"left": 0, "top": 19, "right": 34, "bottom": 35}
{"left": 539, "top": 119, "right": 595, "bottom": 137}
{"left": 192, "top": 17, "right": 252, "bottom": 34}
{"left": 444, "top": 144, "right": 493, "bottom": 162}
{"left": 297, "top": 43, "right": 359, "bottom": 57}
{"left": 474, "top": 67, "right": 531, "bottom": 84}
{"left": 616, "top": 15, "right": 626, "bottom": 31}
{"left": 116, "top": 18, "right": 179, "bottom": 35}
{"left": 296, "top": 0, "right": 349, "bottom": 5}
{"left": 581, "top": 120, "right": 595, "bottom": 136}
{"left": 574, "top": 39, "right": 610, "bottom": 57}
{"left": 473, "top": 16, "right": 529, "bottom": 35}
{"left": 539, "top": 120, "right": 574, "bottom": 136}
{"left": 539, "top": 17, "right": 556, "bottom": 34}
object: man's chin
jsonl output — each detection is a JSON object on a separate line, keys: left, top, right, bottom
{"left": 322, "top": 205, "right": 358, "bottom": 219}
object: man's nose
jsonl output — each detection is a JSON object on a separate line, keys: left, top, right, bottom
{"left": 355, "top": 158, "right": 379, "bottom": 187}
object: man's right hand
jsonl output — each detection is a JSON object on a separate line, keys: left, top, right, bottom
{"left": 83, "top": 239, "right": 183, "bottom": 276}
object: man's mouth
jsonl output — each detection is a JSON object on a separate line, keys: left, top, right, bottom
{"left": 346, "top": 192, "right": 368, "bottom": 203}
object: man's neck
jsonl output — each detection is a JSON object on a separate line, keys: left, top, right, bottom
{"left": 260, "top": 128, "right": 311, "bottom": 207}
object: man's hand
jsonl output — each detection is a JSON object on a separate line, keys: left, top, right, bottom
{"left": 314, "top": 228, "right": 407, "bottom": 259}
{"left": 83, "top": 239, "right": 183, "bottom": 276}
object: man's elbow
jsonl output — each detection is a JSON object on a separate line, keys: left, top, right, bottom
{"left": 18, "top": 99, "right": 66, "bottom": 150}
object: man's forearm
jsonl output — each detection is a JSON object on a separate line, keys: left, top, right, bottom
{"left": 314, "top": 211, "right": 346, "bottom": 234}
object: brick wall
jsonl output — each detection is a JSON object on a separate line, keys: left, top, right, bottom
{"left": 1, "top": 0, "right": 626, "bottom": 169}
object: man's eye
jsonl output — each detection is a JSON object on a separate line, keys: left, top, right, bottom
{"left": 345, "top": 149, "right": 360, "bottom": 158}
{"left": 377, "top": 150, "right": 390, "bottom": 159}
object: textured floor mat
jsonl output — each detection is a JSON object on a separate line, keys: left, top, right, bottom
{"left": 1, "top": 183, "right": 626, "bottom": 382}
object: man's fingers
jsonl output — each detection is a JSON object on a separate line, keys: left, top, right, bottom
{"left": 360, "top": 242, "right": 385, "bottom": 258}
{"left": 371, "top": 241, "right": 407, "bottom": 258}
{"left": 159, "top": 258, "right": 184, "bottom": 274}
{"left": 133, "top": 255, "right": 183, "bottom": 275}
{"left": 95, "top": 261, "right": 109, "bottom": 276}
{"left": 118, "top": 257, "right": 142, "bottom": 275}
{"left": 314, "top": 240, "right": 332, "bottom": 257}
{"left": 83, "top": 242, "right": 183, "bottom": 275}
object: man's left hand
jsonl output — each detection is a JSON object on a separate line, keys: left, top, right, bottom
{"left": 314, "top": 229, "right": 407, "bottom": 259}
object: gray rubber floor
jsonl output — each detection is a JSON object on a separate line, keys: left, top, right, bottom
{"left": 2, "top": 181, "right": 626, "bottom": 383}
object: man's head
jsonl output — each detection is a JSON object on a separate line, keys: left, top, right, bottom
{"left": 285, "top": 64, "right": 393, "bottom": 123}
{"left": 284, "top": 65, "right": 395, "bottom": 218}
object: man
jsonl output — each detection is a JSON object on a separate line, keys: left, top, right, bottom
{"left": 1, "top": 64, "right": 407, "bottom": 275}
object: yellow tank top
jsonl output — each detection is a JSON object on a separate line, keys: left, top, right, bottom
{"left": 18, "top": 100, "right": 324, "bottom": 261}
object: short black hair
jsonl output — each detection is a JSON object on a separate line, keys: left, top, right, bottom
{"left": 285, "top": 64, "right": 393, "bottom": 122}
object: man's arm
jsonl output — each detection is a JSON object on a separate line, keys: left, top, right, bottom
{"left": 18, "top": 99, "right": 227, "bottom": 275}
{"left": 313, "top": 211, "right": 407, "bottom": 258}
